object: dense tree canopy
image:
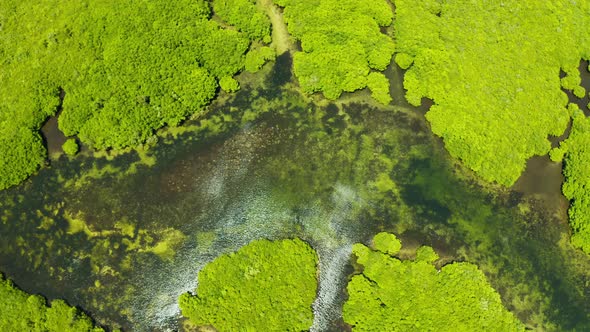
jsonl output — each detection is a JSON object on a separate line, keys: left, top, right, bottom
{"left": 62, "top": 139, "right": 79, "bottom": 156}
{"left": 0, "top": 273, "right": 103, "bottom": 332}
{"left": 274, "top": 0, "right": 395, "bottom": 103}
{"left": 394, "top": 0, "right": 590, "bottom": 185}
{"left": 0, "top": 0, "right": 272, "bottom": 189}
{"left": 245, "top": 46, "right": 276, "bottom": 73}
{"left": 551, "top": 106, "right": 590, "bottom": 254}
{"left": 0, "top": 128, "right": 47, "bottom": 190}
{"left": 179, "top": 238, "right": 318, "bottom": 331}
{"left": 212, "top": 0, "right": 271, "bottom": 41}
{"left": 343, "top": 233, "right": 524, "bottom": 331}
{"left": 367, "top": 72, "right": 393, "bottom": 105}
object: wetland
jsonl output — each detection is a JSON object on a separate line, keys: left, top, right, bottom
{"left": 2, "top": 55, "right": 590, "bottom": 331}
{"left": 2, "top": 0, "right": 590, "bottom": 330}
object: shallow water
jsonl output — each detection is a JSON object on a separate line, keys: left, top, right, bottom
{"left": 40, "top": 116, "right": 67, "bottom": 156}
{"left": 513, "top": 155, "right": 568, "bottom": 217}
{"left": 1, "top": 57, "right": 590, "bottom": 331}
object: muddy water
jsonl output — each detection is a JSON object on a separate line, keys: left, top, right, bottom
{"left": 1, "top": 57, "right": 590, "bottom": 332}
{"left": 40, "top": 89, "right": 68, "bottom": 157}
{"left": 40, "top": 116, "right": 67, "bottom": 156}
{"left": 513, "top": 155, "right": 568, "bottom": 217}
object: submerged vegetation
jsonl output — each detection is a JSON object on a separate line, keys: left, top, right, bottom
{"left": 0, "top": 273, "right": 104, "bottom": 332}
{"left": 394, "top": 0, "right": 590, "bottom": 186}
{"left": 343, "top": 233, "right": 524, "bottom": 331}
{"left": 179, "top": 239, "right": 318, "bottom": 331}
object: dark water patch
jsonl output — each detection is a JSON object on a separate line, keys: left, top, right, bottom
{"left": 321, "top": 103, "right": 346, "bottom": 132}
{"left": 397, "top": 228, "right": 461, "bottom": 263}
{"left": 513, "top": 155, "right": 568, "bottom": 218}
{"left": 385, "top": 62, "right": 411, "bottom": 109}
{"left": 0, "top": 170, "right": 95, "bottom": 309}
{"left": 399, "top": 159, "right": 453, "bottom": 226}
{"left": 400, "top": 184, "right": 452, "bottom": 225}
{"left": 40, "top": 116, "right": 67, "bottom": 156}
{"left": 266, "top": 51, "right": 293, "bottom": 88}
{"left": 505, "top": 221, "right": 590, "bottom": 330}
{"left": 385, "top": 60, "right": 433, "bottom": 116}
{"left": 41, "top": 88, "right": 67, "bottom": 156}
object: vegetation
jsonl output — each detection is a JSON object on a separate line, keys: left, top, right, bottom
{"left": 2, "top": 1, "right": 590, "bottom": 329}
{"left": 372, "top": 232, "right": 401, "bottom": 255}
{"left": 274, "top": 0, "right": 395, "bottom": 103}
{"left": 574, "top": 86, "right": 586, "bottom": 99}
{"left": 367, "top": 72, "right": 392, "bottom": 105}
{"left": 245, "top": 46, "right": 276, "bottom": 73}
{"left": 1, "top": 64, "right": 590, "bottom": 330}
{"left": 179, "top": 238, "right": 318, "bottom": 331}
{"left": 62, "top": 139, "right": 79, "bottom": 156}
{"left": 0, "top": 0, "right": 272, "bottom": 189}
{"left": 394, "top": 0, "right": 590, "bottom": 185}
{"left": 0, "top": 273, "right": 103, "bottom": 331}
{"left": 0, "top": 128, "right": 46, "bottom": 190}
{"left": 343, "top": 232, "right": 524, "bottom": 331}
{"left": 551, "top": 106, "right": 590, "bottom": 253}
{"left": 219, "top": 76, "right": 241, "bottom": 93}
{"left": 212, "top": 0, "right": 271, "bottom": 41}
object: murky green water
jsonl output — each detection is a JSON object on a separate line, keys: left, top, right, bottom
{"left": 1, "top": 56, "right": 590, "bottom": 331}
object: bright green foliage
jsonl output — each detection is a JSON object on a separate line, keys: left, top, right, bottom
{"left": 550, "top": 108, "right": 590, "bottom": 253}
{"left": 219, "top": 76, "right": 240, "bottom": 93}
{"left": 179, "top": 238, "right": 318, "bottom": 331}
{"left": 212, "top": 0, "right": 271, "bottom": 40}
{"left": 0, "top": 0, "right": 270, "bottom": 188}
{"left": 0, "top": 273, "right": 103, "bottom": 331}
{"left": 56, "top": 3, "right": 244, "bottom": 149}
{"left": 415, "top": 246, "right": 438, "bottom": 263}
{"left": 0, "top": 127, "right": 46, "bottom": 190}
{"left": 0, "top": 0, "right": 62, "bottom": 189}
{"left": 190, "top": 20, "right": 251, "bottom": 79}
{"left": 62, "top": 139, "right": 79, "bottom": 156}
{"left": 394, "top": 0, "right": 590, "bottom": 185}
{"left": 245, "top": 46, "right": 276, "bottom": 73}
{"left": 366, "top": 72, "right": 392, "bottom": 104}
{"left": 344, "top": 233, "right": 524, "bottom": 331}
{"left": 394, "top": 53, "right": 414, "bottom": 70}
{"left": 561, "top": 74, "right": 581, "bottom": 91}
{"left": 574, "top": 86, "right": 586, "bottom": 99}
{"left": 274, "top": 0, "right": 395, "bottom": 102}
{"left": 372, "top": 232, "right": 401, "bottom": 255}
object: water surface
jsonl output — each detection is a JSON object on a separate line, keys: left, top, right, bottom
{"left": 0, "top": 56, "right": 589, "bottom": 332}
